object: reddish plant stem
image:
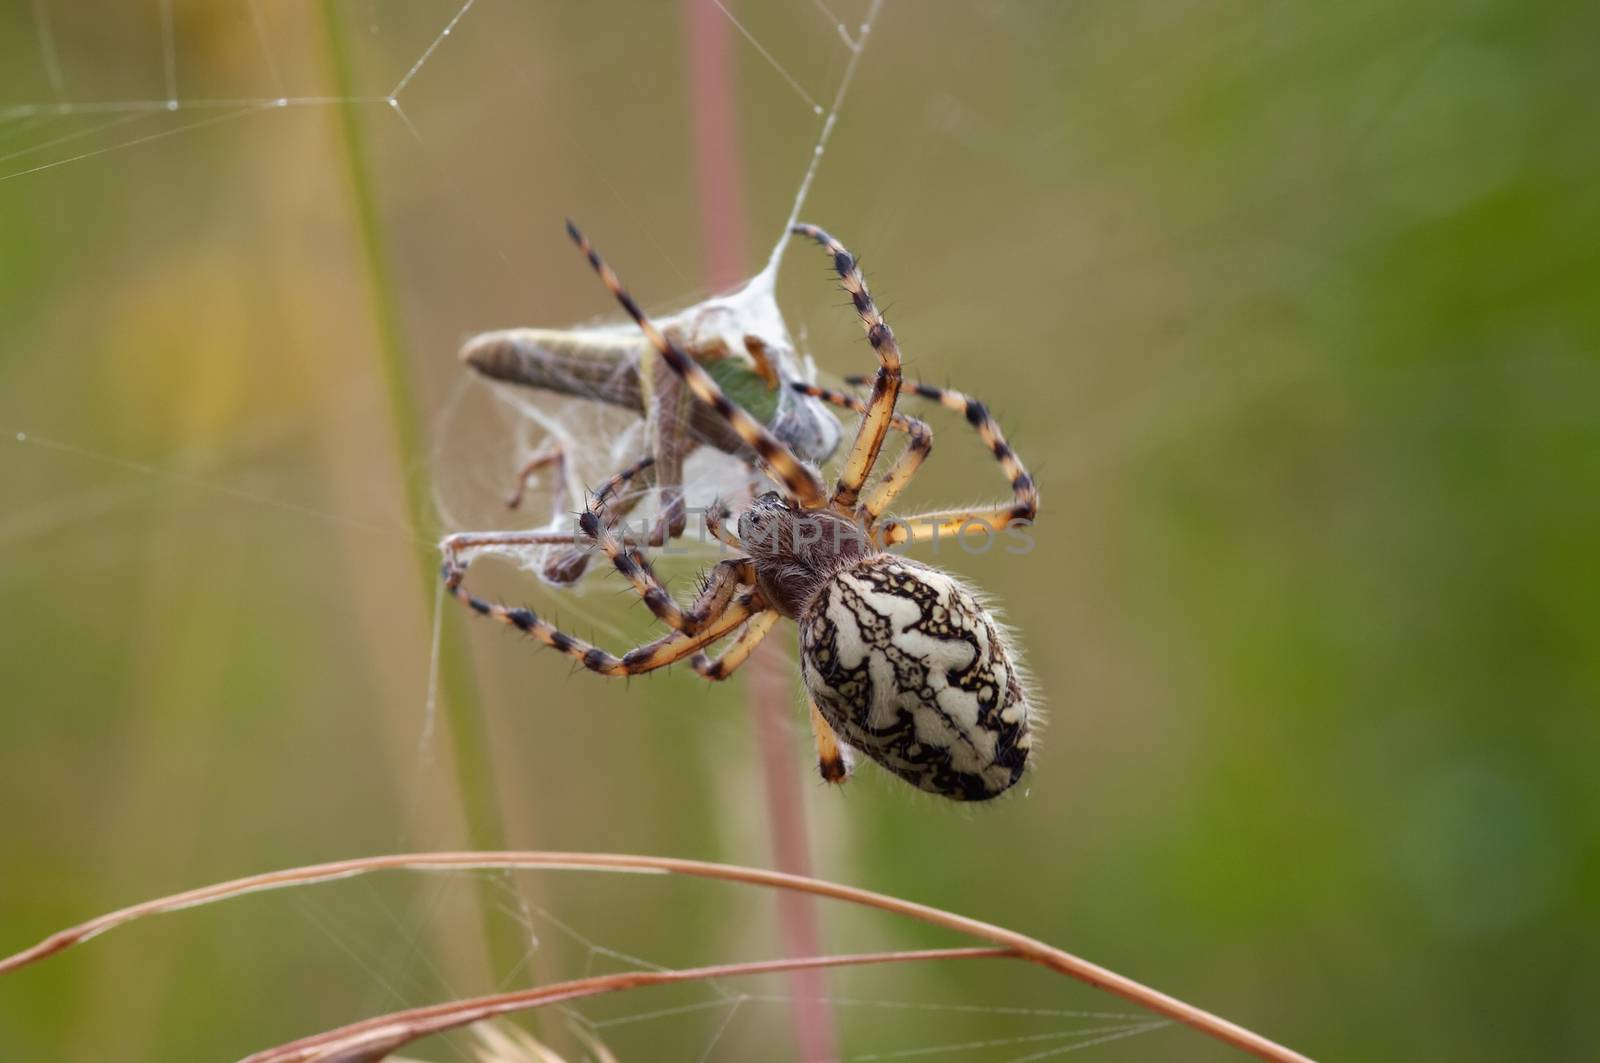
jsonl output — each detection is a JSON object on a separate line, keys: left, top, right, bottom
{"left": 685, "top": 0, "right": 750, "bottom": 292}
{"left": 684, "top": 1, "right": 838, "bottom": 1058}
{"left": 750, "top": 645, "right": 838, "bottom": 1059}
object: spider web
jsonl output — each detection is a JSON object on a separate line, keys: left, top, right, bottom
{"left": 0, "top": 1, "right": 475, "bottom": 182}
{"left": 0, "top": 3, "right": 1185, "bottom": 1061}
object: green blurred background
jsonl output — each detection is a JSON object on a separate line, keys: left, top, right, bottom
{"left": 2, "top": 1, "right": 1596, "bottom": 1060}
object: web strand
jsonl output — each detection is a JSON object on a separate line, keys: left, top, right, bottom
{"left": 28, "top": 0, "right": 66, "bottom": 98}
{"left": 391, "top": 0, "right": 479, "bottom": 98}
{"left": 246, "top": 0, "right": 287, "bottom": 98}
{"left": 759, "top": 0, "right": 883, "bottom": 280}
{"left": 0, "top": 111, "right": 151, "bottom": 167}
{"left": 159, "top": 0, "right": 178, "bottom": 106}
{"left": 847, "top": 1022, "right": 1170, "bottom": 1061}
{"left": 810, "top": 0, "right": 867, "bottom": 49}
{"left": 0, "top": 0, "right": 479, "bottom": 180}
{"left": 1002, "top": 1022, "right": 1173, "bottom": 1061}
{"left": 708, "top": 0, "right": 824, "bottom": 113}
{"left": 6, "top": 431, "right": 427, "bottom": 545}
{"left": 0, "top": 105, "right": 261, "bottom": 183}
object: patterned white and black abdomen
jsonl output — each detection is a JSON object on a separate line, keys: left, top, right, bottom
{"left": 800, "top": 555, "right": 1032, "bottom": 800}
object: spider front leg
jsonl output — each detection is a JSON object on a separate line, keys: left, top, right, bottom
{"left": 529, "top": 454, "right": 660, "bottom": 585}
{"left": 788, "top": 382, "right": 932, "bottom": 526}
{"left": 629, "top": 328, "right": 784, "bottom": 548}
{"left": 690, "top": 610, "right": 779, "bottom": 680}
{"left": 447, "top": 452, "right": 748, "bottom": 635}
{"left": 579, "top": 504, "right": 755, "bottom": 635}
{"left": 793, "top": 224, "right": 905, "bottom": 512}
{"left": 844, "top": 377, "right": 1039, "bottom": 545}
{"left": 567, "top": 221, "right": 828, "bottom": 508}
{"left": 526, "top": 352, "right": 711, "bottom": 585}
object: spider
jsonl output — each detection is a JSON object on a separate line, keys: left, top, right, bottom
{"left": 442, "top": 222, "right": 1040, "bottom": 800}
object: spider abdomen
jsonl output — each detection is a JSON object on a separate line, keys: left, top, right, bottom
{"left": 799, "top": 555, "right": 1032, "bottom": 801}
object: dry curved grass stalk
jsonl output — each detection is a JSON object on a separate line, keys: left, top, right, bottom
{"left": 0, "top": 851, "right": 1315, "bottom": 1063}
{"left": 392, "top": 1015, "right": 616, "bottom": 1063}
{"left": 246, "top": 948, "right": 1013, "bottom": 1062}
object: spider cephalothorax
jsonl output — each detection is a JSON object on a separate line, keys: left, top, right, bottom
{"left": 443, "top": 221, "right": 1040, "bottom": 800}
{"left": 736, "top": 491, "right": 870, "bottom": 618}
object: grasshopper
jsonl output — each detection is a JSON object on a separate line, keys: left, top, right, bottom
{"left": 459, "top": 279, "right": 843, "bottom": 584}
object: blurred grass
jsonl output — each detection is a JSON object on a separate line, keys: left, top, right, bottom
{"left": 317, "top": 0, "right": 518, "bottom": 982}
{"left": 1, "top": 1, "right": 1598, "bottom": 1061}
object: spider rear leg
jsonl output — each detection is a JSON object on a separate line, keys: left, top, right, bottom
{"left": 688, "top": 615, "right": 851, "bottom": 785}
{"left": 809, "top": 697, "right": 853, "bottom": 785}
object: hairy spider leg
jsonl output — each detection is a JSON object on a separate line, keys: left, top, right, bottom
{"left": 566, "top": 221, "right": 828, "bottom": 509}
{"left": 539, "top": 453, "right": 661, "bottom": 585}
{"left": 547, "top": 331, "right": 789, "bottom": 581}
{"left": 446, "top": 448, "right": 755, "bottom": 636}
{"left": 787, "top": 383, "right": 932, "bottom": 525}
{"left": 691, "top": 609, "right": 780, "bottom": 680}
{"left": 687, "top": 608, "right": 850, "bottom": 786}
{"left": 579, "top": 506, "right": 757, "bottom": 634}
{"left": 792, "top": 224, "right": 905, "bottom": 512}
{"left": 444, "top": 567, "right": 764, "bottom": 676}
{"left": 844, "top": 376, "right": 1039, "bottom": 545}
{"left": 808, "top": 696, "right": 852, "bottom": 785}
